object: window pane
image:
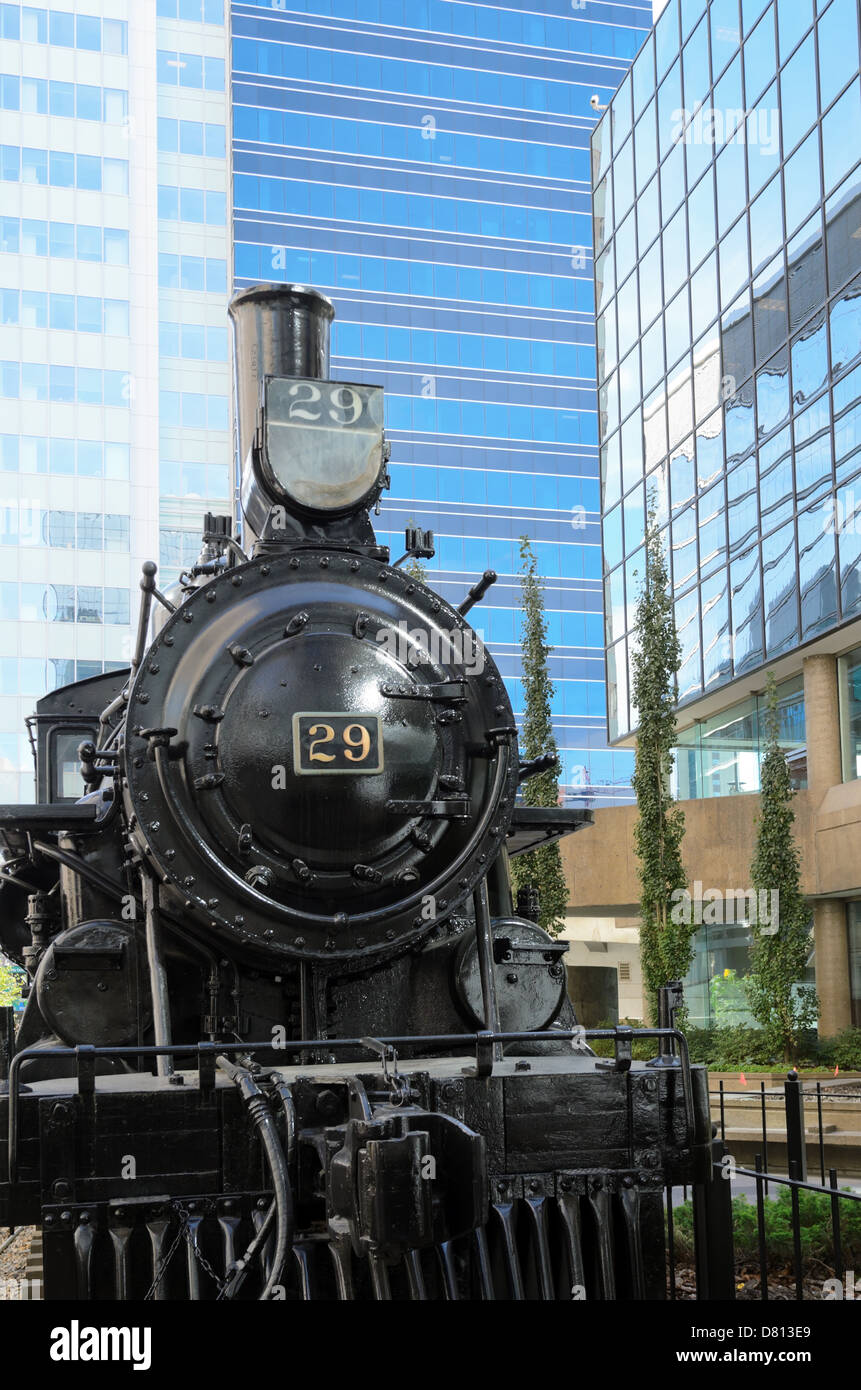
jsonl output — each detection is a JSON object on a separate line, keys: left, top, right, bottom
{"left": 77, "top": 514, "right": 102, "bottom": 549}
{"left": 1, "top": 144, "right": 19, "bottom": 181}
{"left": 22, "top": 77, "right": 47, "bottom": 113}
{"left": 104, "top": 443, "right": 129, "bottom": 479}
{"left": 76, "top": 154, "right": 101, "bottom": 191}
{"left": 49, "top": 150, "right": 74, "bottom": 186}
{"left": 203, "top": 57, "right": 223, "bottom": 90}
{"left": 180, "top": 187, "right": 204, "bottom": 222}
{"left": 77, "top": 296, "right": 101, "bottom": 333}
{"left": 103, "top": 371, "right": 127, "bottom": 407}
{"left": 205, "top": 258, "right": 226, "bottom": 292}
{"left": 180, "top": 256, "right": 204, "bottom": 290}
{"left": 76, "top": 225, "right": 101, "bottom": 261}
{"left": 780, "top": 33, "right": 817, "bottom": 155}
{"left": 104, "top": 299, "right": 129, "bottom": 336}
{"left": 103, "top": 159, "right": 128, "bottom": 196}
{"left": 49, "top": 11, "right": 74, "bottom": 46}
{"left": 76, "top": 84, "right": 101, "bottom": 121}
{"left": 158, "top": 117, "right": 178, "bottom": 152}
{"left": 180, "top": 53, "right": 203, "bottom": 87}
{"left": 75, "top": 15, "right": 100, "bottom": 50}
{"left": 77, "top": 368, "right": 101, "bottom": 404}
{"left": 22, "top": 146, "right": 47, "bottom": 184}
{"left": 103, "top": 89, "right": 127, "bottom": 124}
{"left": 48, "top": 80, "right": 73, "bottom": 117}
{"left": 22, "top": 7, "right": 46, "bottom": 43}
{"left": 104, "top": 515, "right": 129, "bottom": 551}
{"left": 76, "top": 587, "right": 102, "bottom": 622}
{"left": 103, "top": 228, "right": 129, "bottom": 265}
{"left": 23, "top": 218, "right": 48, "bottom": 255}
{"left": 179, "top": 120, "right": 203, "bottom": 155}
{"left": 77, "top": 442, "right": 102, "bottom": 477}
{"left": 181, "top": 324, "right": 204, "bottom": 358}
{"left": 102, "top": 19, "right": 127, "bottom": 55}
{"left": 21, "top": 289, "right": 45, "bottom": 327}
{"left": 104, "top": 588, "right": 129, "bottom": 624}
{"left": 743, "top": 5, "right": 775, "bottom": 105}
{"left": 49, "top": 365, "right": 75, "bottom": 402}
{"left": 204, "top": 123, "right": 224, "bottom": 158}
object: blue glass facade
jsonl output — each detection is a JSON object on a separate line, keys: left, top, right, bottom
{"left": 594, "top": 0, "right": 861, "bottom": 743}
{"left": 230, "top": 0, "right": 651, "bottom": 806}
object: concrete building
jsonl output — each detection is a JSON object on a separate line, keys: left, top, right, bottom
{"left": 564, "top": 0, "right": 861, "bottom": 1031}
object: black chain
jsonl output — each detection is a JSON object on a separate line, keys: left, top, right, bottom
{"left": 144, "top": 1213, "right": 187, "bottom": 1301}
{"left": 183, "top": 1221, "right": 230, "bottom": 1296}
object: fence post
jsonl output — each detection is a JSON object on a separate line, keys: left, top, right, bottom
{"left": 784, "top": 1071, "right": 807, "bottom": 1183}
{"left": 693, "top": 1132, "right": 736, "bottom": 1300}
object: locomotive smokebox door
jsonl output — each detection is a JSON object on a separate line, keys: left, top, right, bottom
{"left": 123, "top": 551, "right": 518, "bottom": 964}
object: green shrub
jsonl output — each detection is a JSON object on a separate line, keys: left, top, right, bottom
{"left": 685, "top": 1025, "right": 777, "bottom": 1069}
{"left": 670, "top": 1186, "right": 861, "bottom": 1270}
{"left": 813, "top": 1027, "right": 861, "bottom": 1072}
{"left": 582, "top": 1021, "right": 861, "bottom": 1071}
{"left": 681, "top": 1024, "right": 861, "bottom": 1072}
{"left": 587, "top": 1017, "right": 657, "bottom": 1061}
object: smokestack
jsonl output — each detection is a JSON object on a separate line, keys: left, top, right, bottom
{"left": 228, "top": 283, "right": 336, "bottom": 485}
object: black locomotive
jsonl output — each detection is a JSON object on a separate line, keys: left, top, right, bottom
{"left": 0, "top": 285, "right": 711, "bottom": 1301}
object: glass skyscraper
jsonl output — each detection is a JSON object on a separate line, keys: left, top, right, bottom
{"left": 230, "top": 0, "right": 651, "bottom": 807}
{"left": 585, "top": 0, "right": 861, "bottom": 1030}
{"left": 0, "top": 2, "right": 231, "bottom": 802}
{"left": 594, "top": 0, "right": 861, "bottom": 746}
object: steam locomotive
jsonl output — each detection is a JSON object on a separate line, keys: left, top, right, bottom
{"left": 0, "top": 285, "right": 711, "bottom": 1301}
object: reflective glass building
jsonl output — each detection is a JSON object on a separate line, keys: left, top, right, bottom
{"left": 231, "top": 0, "right": 651, "bottom": 807}
{"left": 587, "top": 0, "right": 861, "bottom": 1030}
{"left": 593, "top": 0, "right": 861, "bottom": 745}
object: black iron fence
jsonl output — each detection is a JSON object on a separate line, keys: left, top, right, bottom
{"left": 671, "top": 1072, "right": 861, "bottom": 1300}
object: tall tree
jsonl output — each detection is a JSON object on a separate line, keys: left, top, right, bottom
{"left": 510, "top": 536, "right": 569, "bottom": 936}
{"left": 745, "top": 672, "right": 818, "bottom": 1060}
{"left": 631, "top": 500, "right": 691, "bottom": 1023}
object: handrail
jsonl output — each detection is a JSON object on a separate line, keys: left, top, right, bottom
{"left": 712, "top": 1161, "right": 861, "bottom": 1201}
{"left": 4, "top": 1026, "right": 692, "bottom": 1185}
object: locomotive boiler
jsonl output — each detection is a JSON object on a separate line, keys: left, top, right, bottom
{"left": 0, "top": 285, "right": 711, "bottom": 1301}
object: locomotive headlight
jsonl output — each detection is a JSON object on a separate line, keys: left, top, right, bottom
{"left": 259, "top": 375, "right": 385, "bottom": 515}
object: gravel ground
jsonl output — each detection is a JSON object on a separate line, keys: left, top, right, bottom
{"left": 0, "top": 1227, "right": 36, "bottom": 1298}
{"left": 671, "top": 1262, "right": 840, "bottom": 1299}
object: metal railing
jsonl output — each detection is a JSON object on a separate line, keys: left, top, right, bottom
{"left": 713, "top": 1074, "right": 861, "bottom": 1188}
{"left": 672, "top": 1072, "right": 861, "bottom": 1301}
